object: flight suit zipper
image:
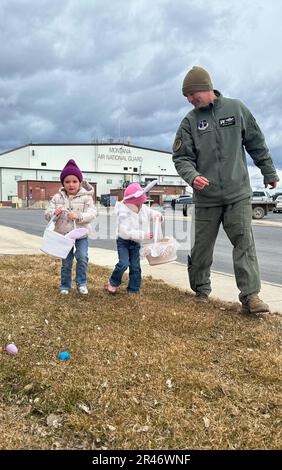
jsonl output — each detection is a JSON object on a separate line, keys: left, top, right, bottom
{"left": 211, "top": 104, "right": 223, "bottom": 192}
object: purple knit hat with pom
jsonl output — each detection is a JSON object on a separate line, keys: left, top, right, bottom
{"left": 60, "top": 159, "right": 83, "bottom": 183}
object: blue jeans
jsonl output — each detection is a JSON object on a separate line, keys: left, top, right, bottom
{"left": 61, "top": 237, "right": 89, "bottom": 290}
{"left": 109, "top": 237, "right": 141, "bottom": 293}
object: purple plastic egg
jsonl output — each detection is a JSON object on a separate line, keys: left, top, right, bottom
{"left": 6, "top": 343, "right": 18, "bottom": 355}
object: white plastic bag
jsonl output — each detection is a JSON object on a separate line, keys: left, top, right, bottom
{"left": 40, "top": 216, "right": 75, "bottom": 259}
{"left": 141, "top": 218, "right": 178, "bottom": 265}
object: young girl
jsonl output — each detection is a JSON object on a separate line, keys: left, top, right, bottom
{"left": 45, "top": 159, "right": 96, "bottom": 295}
{"left": 108, "top": 182, "right": 162, "bottom": 295}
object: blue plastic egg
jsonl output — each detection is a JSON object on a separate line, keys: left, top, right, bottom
{"left": 57, "top": 351, "right": 70, "bottom": 361}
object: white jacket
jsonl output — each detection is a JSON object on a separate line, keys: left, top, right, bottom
{"left": 115, "top": 202, "right": 161, "bottom": 242}
{"left": 45, "top": 183, "right": 97, "bottom": 235}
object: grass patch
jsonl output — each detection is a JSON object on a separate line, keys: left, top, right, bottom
{"left": 0, "top": 255, "right": 281, "bottom": 450}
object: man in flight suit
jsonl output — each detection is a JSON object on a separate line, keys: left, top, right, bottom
{"left": 172, "top": 66, "right": 279, "bottom": 314}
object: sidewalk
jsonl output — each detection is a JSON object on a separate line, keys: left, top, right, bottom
{"left": 1, "top": 224, "right": 282, "bottom": 314}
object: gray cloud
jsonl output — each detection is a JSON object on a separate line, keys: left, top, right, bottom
{"left": 0, "top": 0, "right": 282, "bottom": 175}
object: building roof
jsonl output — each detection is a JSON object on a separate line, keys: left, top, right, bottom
{"left": 0, "top": 142, "right": 171, "bottom": 157}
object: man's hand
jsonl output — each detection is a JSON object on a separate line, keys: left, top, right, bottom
{"left": 192, "top": 175, "right": 209, "bottom": 190}
{"left": 265, "top": 181, "right": 277, "bottom": 189}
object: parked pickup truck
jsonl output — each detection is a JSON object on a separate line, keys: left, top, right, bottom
{"left": 273, "top": 196, "right": 282, "bottom": 213}
{"left": 251, "top": 190, "right": 276, "bottom": 219}
{"left": 172, "top": 194, "right": 193, "bottom": 216}
{"left": 171, "top": 190, "right": 276, "bottom": 219}
{"left": 252, "top": 190, "right": 276, "bottom": 219}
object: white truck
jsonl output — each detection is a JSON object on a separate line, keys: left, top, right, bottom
{"left": 251, "top": 190, "right": 277, "bottom": 219}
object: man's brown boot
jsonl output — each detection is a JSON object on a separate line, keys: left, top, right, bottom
{"left": 241, "top": 294, "right": 270, "bottom": 315}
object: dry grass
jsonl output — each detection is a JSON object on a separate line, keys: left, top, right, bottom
{"left": 0, "top": 255, "right": 281, "bottom": 450}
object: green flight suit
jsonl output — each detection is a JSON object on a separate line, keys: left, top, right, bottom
{"left": 173, "top": 91, "right": 279, "bottom": 302}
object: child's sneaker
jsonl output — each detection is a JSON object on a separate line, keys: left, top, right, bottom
{"left": 195, "top": 292, "right": 209, "bottom": 303}
{"left": 78, "top": 286, "right": 88, "bottom": 295}
{"left": 60, "top": 289, "right": 69, "bottom": 295}
{"left": 107, "top": 283, "right": 117, "bottom": 294}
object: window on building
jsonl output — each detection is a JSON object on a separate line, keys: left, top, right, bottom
{"left": 32, "top": 150, "right": 35, "bottom": 156}
{"left": 133, "top": 168, "right": 138, "bottom": 172}
{"left": 41, "top": 162, "right": 47, "bottom": 166}
{"left": 123, "top": 167, "right": 128, "bottom": 171}
{"left": 106, "top": 179, "right": 112, "bottom": 184}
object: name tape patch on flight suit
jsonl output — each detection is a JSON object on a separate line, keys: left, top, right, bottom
{"left": 219, "top": 116, "right": 235, "bottom": 127}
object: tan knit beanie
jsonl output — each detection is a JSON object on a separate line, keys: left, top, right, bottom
{"left": 182, "top": 66, "right": 213, "bottom": 96}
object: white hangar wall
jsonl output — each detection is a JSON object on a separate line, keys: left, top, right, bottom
{"left": 0, "top": 146, "right": 30, "bottom": 168}
{"left": 0, "top": 143, "right": 185, "bottom": 201}
{"left": 0, "top": 168, "right": 37, "bottom": 201}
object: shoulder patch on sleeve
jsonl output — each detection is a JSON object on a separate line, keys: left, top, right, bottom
{"left": 173, "top": 138, "right": 182, "bottom": 152}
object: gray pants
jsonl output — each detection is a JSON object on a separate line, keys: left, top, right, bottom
{"left": 188, "top": 199, "right": 261, "bottom": 303}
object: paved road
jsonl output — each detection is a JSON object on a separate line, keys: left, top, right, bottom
{"left": 0, "top": 208, "right": 281, "bottom": 285}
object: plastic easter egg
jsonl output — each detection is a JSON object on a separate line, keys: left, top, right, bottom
{"left": 66, "top": 228, "right": 88, "bottom": 241}
{"left": 57, "top": 351, "right": 70, "bottom": 361}
{"left": 6, "top": 343, "right": 18, "bottom": 355}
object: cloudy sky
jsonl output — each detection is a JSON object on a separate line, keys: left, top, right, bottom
{"left": 0, "top": 0, "right": 281, "bottom": 188}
